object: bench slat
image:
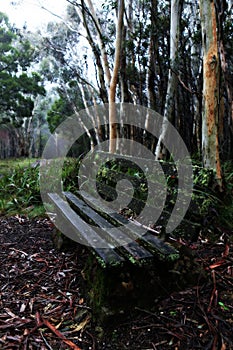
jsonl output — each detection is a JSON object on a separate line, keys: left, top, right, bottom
{"left": 64, "top": 192, "right": 153, "bottom": 264}
{"left": 48, "top": 193, "right": 124, "bottom": 267}
{"left": 75, "top": 190, "right": 179, "bottom": 260}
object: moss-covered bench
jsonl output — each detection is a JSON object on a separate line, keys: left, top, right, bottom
{"left": 47, "top": 155, "right": 214, "bottom": 322}
{"left": 48, "top": 189, "right": 181, "bottom": 321}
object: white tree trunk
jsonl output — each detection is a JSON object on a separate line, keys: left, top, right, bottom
{"left": 86, "top": 0, "right": 112, "bottom": 87}
{"left": 109, "top": 0, "right": 125, "bottom": 153}
{"left": 155, "top": 0, "right": 182, "bottom": 160}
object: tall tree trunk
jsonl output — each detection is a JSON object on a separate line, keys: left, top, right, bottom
{"left": 155, "top": 0, "right": 182, "bottom": 160}
{"left": 120, "top": 26, "right": 131, "bottom": 103}
{"left": 216, "top": 0, "right": 233, "bottom": 159}
{"left": 199, "top": 0, "right": 222, "bottom": 188}
{"left": 147, "top": 0, "right": 158, "bottom": 111}
{"left": 189, "top": 1, "right": 202, "bottom": 155}
{"left": 79, "top": 0, "right": 108, "bottom": 103}
{"left": 86, "top": 0, "right": 112, "bottom": 87}
{"left": 109, "top": 0, "right": 125, "bottom": 153}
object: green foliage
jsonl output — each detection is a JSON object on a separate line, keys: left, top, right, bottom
{"left": 218, "top": 302, "right": 230, "bottom": 311}
{"left": 0, "top": 158, "right": 35, "bottom": 175}
{"left": 193, "top": 166, "right": 214, "bottom": 187}
{"left": 46, "top": 81, "right": 84, "bottom": 137}
{"left": 218, "top": 161, "right": 233, "bottom": 229}
{"left": 95, "top": 158, "right": 224, "bottom": 240}
{"left": 62, "top": 157, "right": 81, "bottom": 191}
{"left": 191, "top": 166, "right": 219, "bottom": 215}
{"left": 0, "top": 12, "right": 45, "bottom": 125}
{"left": 0, "top": 157, "right": 82, "bottom": 215}
{"left": 47, "top": 92, "right": 82, "bottom": 134}
{"left": 95, "top": 158, "right": 148, "bottom": 211}
{"left": 47, "top": 98, "right": 71, "bottom": 133}
{"left": 189, "top": 163, "right": 233, "bottom": 231}
{"left": 222, "top": 161, "right": 233, "bottom": 193}
{"left": 0, "top": 165, "right": 41, "bottom": 214}
{"left": 1, "top": 156, "right": 232, "bottom": 237}
{"left": 39, "top": 17, "right": 87, "bottom": 104}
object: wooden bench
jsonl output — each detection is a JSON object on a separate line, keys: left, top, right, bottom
{"left": 47, "top": 155, "right": 210, "bottom": 322}
{"left": 48, "top": 190, "right": 179, "bottom": 267}
{"left": 48, "top": 188, "right": 181, "bottom": 322}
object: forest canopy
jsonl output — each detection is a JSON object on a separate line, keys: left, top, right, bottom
{"left": 0, "top": 1, "right": 232, "bottom": 181}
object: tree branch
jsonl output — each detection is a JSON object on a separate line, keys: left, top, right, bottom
{"left": 171, "top": 68, "right": 202, "bottom": 96}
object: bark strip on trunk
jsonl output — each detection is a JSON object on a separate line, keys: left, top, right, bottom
{"left": 199, "top": 0, "right": 222, "bottom": 188}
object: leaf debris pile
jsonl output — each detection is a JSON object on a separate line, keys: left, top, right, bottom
{"left": 0, "top": 215, "right": 232, "bottom": 349}
{"left": 0, "top": 216, "right": 91, "bottom": 349}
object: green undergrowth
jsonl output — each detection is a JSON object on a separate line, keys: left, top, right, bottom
{"left": 0, "top": 157, "right": 81, "bottom": 216}
{"left": 0, "top": 158, "right": 36, "bottom": 176}
{"left": 0, "top": 163, "right": 42, "bottom": 216}
{"left": 218, "top": 161, "right": 233, "bottom": 231}
{"left": 0, "top": 157, "right": 232, "bottom": 236}
{"left": 94, "top": 157, "right": 233, "bottom": 239}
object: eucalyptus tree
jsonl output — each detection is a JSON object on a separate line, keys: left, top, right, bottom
{"left": 0, "top": 12, "right": 45, "bottom": 157}
{"left": 199, "top": 0, "right": 222, "bottom": 187}
{"left": 108, "top": 0, "right": 125, "bottom": 152}
{"left": 65, "top": 0, "right": 169, "bottom": 151}
{"left": 216, "top": 1, "right": 233, "bottom": 159}
{"left": 37, "top": 10, "right": 88, "bottom": 122}
{"left": 36, "top": 0, "right": 232, "bottom": 165}
{"left": 155, "top": 0, "right": 183, "bottom": 159}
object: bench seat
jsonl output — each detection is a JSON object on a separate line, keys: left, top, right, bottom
{"left": 48, "top": 191, "right": 179, "bottom": 268}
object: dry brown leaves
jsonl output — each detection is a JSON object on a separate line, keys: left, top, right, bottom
{"left": 0, "top": 215, "right": 232, "bottom": 349}
{"left": 0, "top": 216, "right": 92, "bottom": 350}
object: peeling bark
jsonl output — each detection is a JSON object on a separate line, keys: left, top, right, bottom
{"left": 200, "top": 0, "right": 222, "bottom": 188}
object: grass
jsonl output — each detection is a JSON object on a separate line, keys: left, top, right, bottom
{"left": 0, "top": 157, "right": 80, "bottom": 217}
{"left": 0, "top": 158, "right": 37, "bottom": 176}
{"left": 0, "top": 158, "right": 42, "bottom": 216}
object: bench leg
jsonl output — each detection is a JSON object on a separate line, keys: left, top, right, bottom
{"left": 83, "top": 256, "right": 179, "bottom": 325}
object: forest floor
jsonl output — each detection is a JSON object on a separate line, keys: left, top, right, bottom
{"left": 0, "top": 215, "right": 233, "bottom": 350}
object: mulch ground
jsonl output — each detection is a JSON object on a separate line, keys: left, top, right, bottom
{"left": 0, "top": 215, "right": 232, "bottom": 350}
